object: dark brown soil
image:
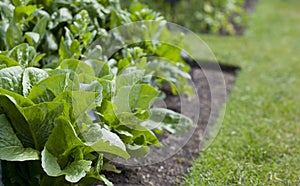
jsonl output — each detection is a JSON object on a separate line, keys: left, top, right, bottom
{"left": 95, "top": 64, "right": 238, "bottom": 186}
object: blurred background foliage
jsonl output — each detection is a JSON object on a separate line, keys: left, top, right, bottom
{"left": 121, "top": 0, "right": 248, "bottom": 35}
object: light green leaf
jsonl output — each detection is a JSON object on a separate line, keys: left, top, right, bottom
{"left": 97, "top": 100, "right": 118, "bottom": 126}
{"left": 49, "top": 8, "right": 72, "bottom": 29}
{"left": 126, "top": 144, "right": 150, "bottom": 158}
{"left": 7, "top": 44, "right": 36, "bottom": 67}
{"left": 41, "top": 148, "right": 61, "bottom": 176}
{"left": 60, "top": 59, "right": 95, "bottom": 76}
{"left": 85, "top": 59, "right": 111, "bottom": 78}
{"left": 33, "top": 15, "right": 49, "bottom": 37}
{"left": 0, "top": 55, "right": 20, "bottom": 69}
{"left": 44, "top": 118, "right": 84, "bottom": 159}
{"left": 129, "top": 84, "right": 159, "bottom": 111}
{"left": 22, "top": 67, "right": 49, "bottom": 97}
{"left": 0, "top": 114, "right": 40, "bottom": 161}
{"left": 24, "top": 32, "right": 40, "bottom": 46}
{"left": 28, "top": 74, "right": 73, "bottom": 103}
{"left": 44, "top": 31, "right": 58, "bottom": 51}
{"left": 0, "top": 66, "right": 23, "bottom": 94}
{"left": 42, "top": 118, "right": 94, "bottom": 183}
{"left": 0, "top": 95, "right": 64, "bottom": 150}
{"left": 80, "top": 81, "right": 103, "bottom": 105}
{"left": 63, "top": 160, "right": 92, "bottom": 183}
{"left": 6, "top": 21, "right": 22, "bottom": 49}
{"left": 42, "top": 148, "right": 92, "bottom": 183}
{"left": 116, "top": 68, "right": 145, "bottom": 90}
{"left": 0, "top": 88, "right": 34, "bottom": 107}
{"left": 54, "top": 91, "right": 100, "bottom": 122}
{"left": 14, "top": 5, "right": 36, "bottom": 23}
{"left": 23, "top": 102, "right": 64, "bottom": 150}
{"left": 59, "top": 37, "right": 71, "bottom": 59}
{"left": 83, "top": 124, "right": 130, "bottom": 159}
{"left": 78, "top": 74, "right": 113, "bottom": 100}
{"left": 147, "top": 108, "right": 194, "bottom": 135}
{"left": 0, "top": 2, "right": 13, "bottom": 22}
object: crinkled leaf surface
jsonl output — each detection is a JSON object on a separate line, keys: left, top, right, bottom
{"left": 0, "top": 66, "right": 23, "bottom": 94}
{"left": 22, "top": 67, "right": 49, "bottom": 97}
{"left": 28, "top": 74, "right": 73, "bottom": 103}
{"left": 7, "top": 44, "right": 36, "bottom": 67}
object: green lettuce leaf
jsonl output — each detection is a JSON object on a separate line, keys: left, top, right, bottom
{"left": 0, "top": 55, "right": 20, "bottom": 69}
{"left": 60, "top": 59, "right": 95, "bottom": 76}
{"left": 0, "top": 66, "right": 23, "bottom": 94}
{"left": 42, "top": 148, "right": 92, "bottom": 183}
{"left": 129, "top": 84, "right": 159, "bottom": 111}
{"left": 146, "top": 108, "right": 194, "bottom": 135}
{"left": 0, "top": 95, "right": 63, "bottom": 150}
{"left": 28, "top": 74, "right": 73, "bottom": 103}
{"left": 81, "top": 124, "right": 130, "bottom": 159}
{"left": 22, "top": 67, "right": 49, "bottom": 97}
{"left": 7, "top": 44, "right": 36, "bottom": 67}
{"left": 0, "top": 88, "right": 34, "bottom": 107}
{"left": 22, "top": 102, "right": 64, "bottom": 150}
{"left": 0, "top": 114, "right": 40, "bottom": 161}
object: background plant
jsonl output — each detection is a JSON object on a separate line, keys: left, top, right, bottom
{"left": 0, "top": 0, "right": 194, "bottom": 185}
{"left": 121, "top": 0, "right": 248, "bottom": 35}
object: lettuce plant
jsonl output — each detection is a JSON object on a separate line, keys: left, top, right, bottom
{"left": 0, "top": 0, "right": 193, "bottom": 185}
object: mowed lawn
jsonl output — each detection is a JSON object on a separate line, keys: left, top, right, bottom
{"left": 184, "top": 0, "right": 300, "bottom": 185}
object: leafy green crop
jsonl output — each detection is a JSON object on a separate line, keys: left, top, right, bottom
{"left": 0, "top": 0, "right": 194, "bottom": 185}
{"left": 122, "top": 0, "right": 247, "bottom": 35}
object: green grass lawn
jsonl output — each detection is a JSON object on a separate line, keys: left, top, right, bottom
{"left": 183, "top": 0, "right": 300, "bottom": 185}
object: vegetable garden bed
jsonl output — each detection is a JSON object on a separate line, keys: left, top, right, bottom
{"left": 96, "top": 63, "right": 239, "bottom": 185}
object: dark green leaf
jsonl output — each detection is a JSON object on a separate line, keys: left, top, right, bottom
{"left": 0, "top": 95, "right": 33, "bottom": 148}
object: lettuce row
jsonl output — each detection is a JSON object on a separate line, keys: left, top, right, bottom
{"left": 0, "top": 43, "right": 193, "bottom": 185}
{"left": 0, "top": 0, "right": 194, "bottom": 185}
